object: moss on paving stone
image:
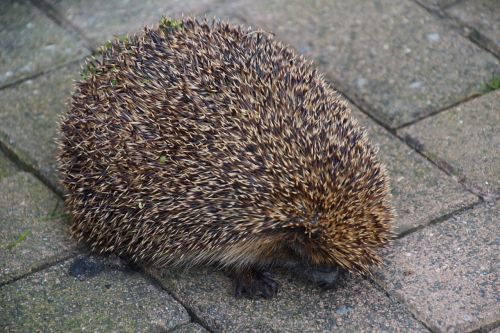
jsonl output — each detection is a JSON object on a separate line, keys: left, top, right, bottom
{"left": 0, "top": 255, "right": 190, "bottom": 332}
{"left": 377, "top": 201, "right": 500, "bottom": 332}
{"left": 0, "top": 0, "right": 88, "bottom": 87}
{"left": 481, "top": 74, "right": 500, "bottom": 92}
{"left": 0, "top": 172, "right": 76, "bottom": 285}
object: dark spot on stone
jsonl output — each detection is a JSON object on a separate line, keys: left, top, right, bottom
{"left": 68, "top": 256, "right": 105, "bottom": 280}
{"left": 403, "top": 134, "right": 424, "bottom": 151}
{"left": 105, "top": 283, "right": 112, "bottom": 289}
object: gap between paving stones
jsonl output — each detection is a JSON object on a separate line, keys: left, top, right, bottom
{"left": 397, "top": 126, "right": 491, "bottom": 201}
{"left": 339, "top": 90, "right": 483, "bottom": 204}
{"left": 0, "top": 251, "right": 80, "bottom": 288}
{"left": 27, "top": 0, "right": 93, "bottom": 48}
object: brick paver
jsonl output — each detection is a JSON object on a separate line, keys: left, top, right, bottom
{"left": 217, "top": 0, "right": 500, "bottom": 128}
{"left": 151, "top": 267, "right": 430, "bottom": 332}
{"left": 44, "top": 0, "right": 218, "bottom": 47}
{"left": 353, "top": 107, "right": 478, "bottom": 234}
{"left": 0, "top": 255, "right": 191, "bottom": 332}
{"left": 0, "top": 172, "right": 76, "bottom": 285}
{"left": 376, "top": 200, "right": 500, "bottom": 333}
{"left": 0, "top": 0, "right": 87, "bottom": 88}
{"left": 446, "top": 0, "right": 500, "bottom": 57}
{"left": 0, "top": 63, "right": 81, "bottom": 191}
{"left": 0, "top": 150, "right": 17, "bottom": 180}
{"left": 399, "top": 90, "right": 499, "bottom": 201}
{"left": 172, "top": 323, "right": 210, "bottom": 333}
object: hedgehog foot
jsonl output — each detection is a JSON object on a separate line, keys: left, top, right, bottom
{"left": 234, "top": 269, "right": 278, "bottom": 299}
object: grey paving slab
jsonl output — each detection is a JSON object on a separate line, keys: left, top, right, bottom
{"left": 414, "top": 0, "right": 459, "bottom": 10}
{"left": 376, "top": 200, "right": 500, "bottom": 333}
{"left": 0, "top": 150, "right": 17, "bottom": 180}
{"left": 218, "top": 0, "right": 500, "bottom": 128}
{"left": 446, "top": 0, "right": 500, "bottom": 57}
{"left": 45, "top": 0, "right": 219, "bottom": 47}
{"left": 0, "top": 63, "right": 81, "bottom": 191}
{"left": 0, "top": 0, "right": 88, "bottom": 87}
{"left": 172, "top": 323, "right": 210, "bottom": 333}
{"left": 149, "top": 266, "right": 429, "bottom": 333}
{"left": 352, "top": 106, "right": 477, "bottom": 234}
{"left": 0, "top": 172, "right": 76, "bottom": 285}
{"left": 0, "top": 254, "right": 190, "bottom": 332}
{"left": 399, "top": 90, "right": 500, "bottom": 201}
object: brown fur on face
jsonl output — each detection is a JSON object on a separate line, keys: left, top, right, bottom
{"left": 58, "top": 17, "right": 394, "bottom": 277}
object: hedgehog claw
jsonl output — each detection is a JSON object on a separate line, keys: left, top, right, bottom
{"left": 234, "top": 269, "right": 278, "bottom": 299}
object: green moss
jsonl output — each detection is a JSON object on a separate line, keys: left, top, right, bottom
{"left": 110, "top": 78, "right": 118, "bottom": 86}
{"left": 81, "top": 63, "right": 97, "bottom": 80}
{"left": 159, "top": 155, "right": 167, "bottom": 164}
{"left": 98, "top": 40, "right": 113, "bottom": 53}
{"left": 6, "top": 229, "right": 30, "bottom": 249}
{"left": 159, "top": 17, "right": 183, "bottom": 30}
{"left": 481, "top": 75, "right": 500, "bottom": 92}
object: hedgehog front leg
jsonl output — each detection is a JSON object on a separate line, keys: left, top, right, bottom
{"left": 233, "top": 269, "right": 279, "bottom": 299}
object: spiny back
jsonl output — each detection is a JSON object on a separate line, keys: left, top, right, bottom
{"left": 58, "top": 18, "right": 393, "bottom": 273}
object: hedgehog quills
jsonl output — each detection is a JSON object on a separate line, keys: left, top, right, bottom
{"left": 58, "top": 18, "right": 394, "bottom": 299}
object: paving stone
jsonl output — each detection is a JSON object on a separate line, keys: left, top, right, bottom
{"left": 0, "top": 172, "right": 76, "bottom": 285}
{"left": 149, "top": 266, "right": 429, "bottom": 333}
{"left": 0, "top": 63, "right": 81, "bottom": 191}
{"left": 376, "top": 200, "right": 500, "bottom": 333}
{"left": 0, "top": 254, "right": 190, "bottom": 332}
{"left": 172, "top": 323, "right": 210, "bottom": 333}
{"left": 414, "top": 0, "right": 458, "bottom": 10}
{"left": 399, "top": 90, "right": 499, "bottom": 200}
{"left": 45, "top": 0, "right": 219, "bottom": 47}
{"left": 0, "top": 150, "right": 17, "bottom": 180}
{"left": 0, "top": 0, "right": 88, "bottom": 87}
{"left": 446, "top": 0, "right": 500, "bottom": 57}
{"left": 352, "top": 106, "right": 477, "bottom": 234}
{"left": 218, "top": 0, "right": 500, "bottom": 128}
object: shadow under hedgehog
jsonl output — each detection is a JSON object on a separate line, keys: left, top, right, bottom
{"left": 57, "top": 17, "right": 394, "bottom": 299}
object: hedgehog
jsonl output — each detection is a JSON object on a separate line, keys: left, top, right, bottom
{"left": 58, "top": 17, "right": 394, "bottom": 299}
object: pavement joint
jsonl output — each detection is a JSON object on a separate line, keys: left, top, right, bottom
{"left": 27, "top": 0, "right": 94, "bottom": 49}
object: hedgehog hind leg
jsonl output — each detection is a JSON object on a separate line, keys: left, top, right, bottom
{"left": 232, "top": 269, "right": 279, "bottom": 299}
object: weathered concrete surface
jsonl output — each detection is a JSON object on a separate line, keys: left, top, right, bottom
{"left": 446, "top": 0, "right": 500, "bottom": 57}
{"left": 352, "top": 106, "right": 477, "bottom": 234}
{"left": 0, "top": 172, "right": 76, "bottom": 285}
{"left": 150, "top": 266, "right": 429, "bottom": 333}
{"left": 0, "top": 64, "right": 81, "bottom": 191}
{"left": 45, "top": 0, "right": 219, "bottom": 47}
{"left": 399, "top": 90, "right": 499, "bottom": 201}
{"left": 0, "top": 0, "right": 87, "bottom": 87}
{"left": 0, "top": 255, "right": 190, "bottom": 332}
{"left": 172, "top": 323, "right": 210, "bottom": 333}
{"left": 217, "top": 0, "right": 500, "bottom": 128}
{"left": 376, "top": 200, "right": 500, "bottom": 333}
{"left": 414, "top": 0, "right": 458, "bottom": 11}
{"left": 0, "top": 150, "right": 17, "bottom": 180}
